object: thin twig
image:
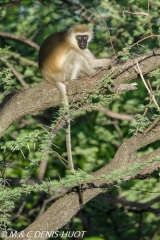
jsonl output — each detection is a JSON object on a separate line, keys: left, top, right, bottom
{"left": 92, "top": 3, "right": 116, "bottom": 57}
{"left": 143, "top": 117, "right": 160, "bottom": 134}
{"left": 0, "top": 0, "right": 22, "bottom": 7}
{"left": 136, "top": 63, "right": 160, "bottom": 110}
{"left": 0, "top": 57, "right": 29, "bottom": 89}
{"left": 148, "top": 0, "right": 153, "bottom": 35}
{"left": 123, "top": 9, "right": 148, "bottom": 17}
{"left": 135, "top": 64, "right": 160, "bottom": 134}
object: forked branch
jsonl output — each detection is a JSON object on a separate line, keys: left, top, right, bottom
{"left": 10, "top": 126, "right": 160, "bottom": 240}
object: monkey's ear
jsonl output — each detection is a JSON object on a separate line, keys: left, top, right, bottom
{"left": 68, "top": 29, "right": 72, "bottom": 35}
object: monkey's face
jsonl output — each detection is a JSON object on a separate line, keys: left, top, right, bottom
{"left": 76, "top": 35, "right": 89, "bottom": 50}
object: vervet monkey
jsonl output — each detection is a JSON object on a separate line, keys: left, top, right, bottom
{"left": 38, "top": 24, "right": 111, "bottom": 99}
{"left": 38, "top": 24, "right": 111, "bottom": 172}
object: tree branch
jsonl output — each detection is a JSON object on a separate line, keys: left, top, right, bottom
{"left": 0, "top": 49, "right": 160, "bottom": 137}
{"left": 0, "top": 57, "right": 29, "bottom": 89}
{"left": 12, "top": 126, "right": 160, "bottom": 240}
{"left": 98, "top": 106, "right": 134, "bottom": 120}
{"left": 0, "top": 0, "right": 23, "bottom": 7}
{"left": 0, "top": 31, "right": 40, "bottom": 50}
{"left": 98, "top": 194, "right": 160, "bottom": 215}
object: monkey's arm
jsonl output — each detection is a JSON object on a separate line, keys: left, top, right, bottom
{"left": 83, "top": 49, "right": 111, "bottom": 68}
{"left": 92, "top": 59, "right": 111, "bottom": 68}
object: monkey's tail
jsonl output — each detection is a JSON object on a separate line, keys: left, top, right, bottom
{"left": 55, "top": 81, "right": 74, "bottom": 171}
{"left": 65, "top": 107, "right": 74, "bottom": 172}
{"left": 55, "top": 81, "right": 83, "bottom": 208}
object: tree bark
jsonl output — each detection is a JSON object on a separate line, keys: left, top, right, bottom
{"left": 11, "top": 126, "right": 160, "bottom": 240}
{"left": 1, "top": 48, "right": 160, "bottom": 239}
{"left": 0, "top": 49, "right": 160, "bottom": 137}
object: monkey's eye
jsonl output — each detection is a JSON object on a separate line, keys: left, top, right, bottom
{"left": 83, "top": 35, "right": 88, "bottom": 40}
{"left": 76, "top": 35, "right": 82, "bottom": 40}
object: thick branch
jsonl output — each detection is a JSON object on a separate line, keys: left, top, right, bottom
{"left": 0, "top": 31, "right": 40, "bottom": 50}
{"left": 0, "top": 49, "right": 160, "bottom": 137}
{"left": 13, "top": 126, "right": 160, "bottom": 240}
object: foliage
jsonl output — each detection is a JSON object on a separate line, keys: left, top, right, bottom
{"left": 0, "top": 48, "right": 17, "bottom": 92}
{"left": 0, "top": 0, "right": 160, "bottom": 239}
